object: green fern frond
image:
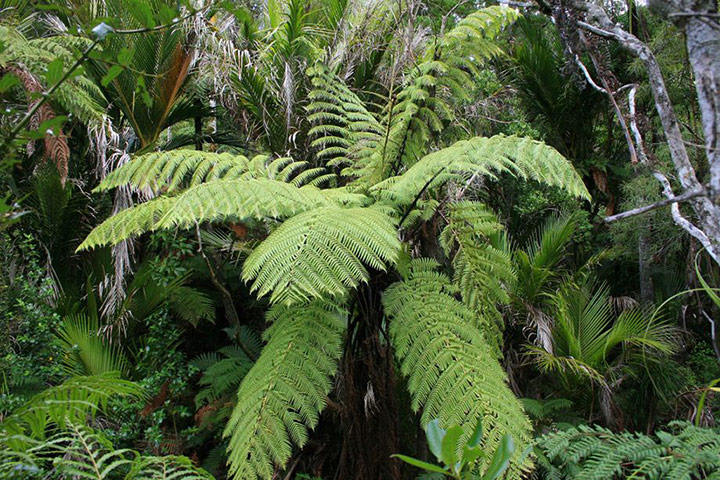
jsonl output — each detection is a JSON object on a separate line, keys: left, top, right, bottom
{"left": 383, "top": 259, "right": 532, "bottom": 474}
{"left": 374, "top": 134, "right": 590, "bottom": 206}
{"left": 537, "top": 421, "right": 720, "bottom": 479}
{"left": 224, "top": 300, "right": 346, "bottom": 480}
{"left": 77, "top": 197, "right": 173, "bottom": 251}
{"left": 128, "top": 455, "right": 214, "bottom": 479}
{"left": 193, "top": 328, "right": 261, "bottom": 407}
{"left": 242, "top": 206, "right": 400, "bottom": 305}
{"left": 78, "top": 180, "right": 337, "bottom": 250}
{"left": 1, "top": 373, "right": 143, "bottom": 439}
{"left": 439, "top": 202, "right": 515, "bottom": 353}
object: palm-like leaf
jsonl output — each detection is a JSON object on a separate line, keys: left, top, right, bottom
{"left": 55, "top": 314, "right": 129, "bottom": 376}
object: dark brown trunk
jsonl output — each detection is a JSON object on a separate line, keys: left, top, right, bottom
{"left": 334, "top": 282, "right": 401, "bottom": 480}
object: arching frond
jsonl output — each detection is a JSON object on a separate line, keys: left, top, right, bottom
{"left": 383, "top": 260, "right": 532, "bottom": 475}
{"left": 374, "top": 134, "right": 590, "bottom": 206}
{"left": 440, "top": 202, "right": 516, "bottom": 352}
{"left": 224, "top": 300, "right": 346, "bottom": 480}
{"left": 242, "top": 206, "right": 400, "bottom": 305}
{"left": 78, "top": 180, "right": 340, "bottom": 250}
{"left": 1, "top": 373, "right": 143, "bottom": 439}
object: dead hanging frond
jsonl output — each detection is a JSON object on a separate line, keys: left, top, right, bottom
{"left": 4, "top": 64, "right": 70, "bottom": 184}
{"left": 522, "top": 305, "right": 554, "bottom": 354}
{"left": 610, "top": 295, "right": 640, "bottom": 313}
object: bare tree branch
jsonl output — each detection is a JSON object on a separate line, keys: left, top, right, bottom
{"left": 604, "top": 187, "right": 704, "bottom": 223}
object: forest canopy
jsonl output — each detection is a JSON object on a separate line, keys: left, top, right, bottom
{"left": 1, "top": 0, "right": 720, "bottom": 479}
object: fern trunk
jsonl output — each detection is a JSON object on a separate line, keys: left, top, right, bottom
{"left": 335, "top": 281, "right": 401, "bottom": 480}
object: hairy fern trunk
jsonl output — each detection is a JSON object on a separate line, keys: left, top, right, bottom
{"left": 336, "top": 279, "right": 401, "bottom": 480}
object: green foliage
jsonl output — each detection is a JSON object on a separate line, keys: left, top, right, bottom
{"left": 242, "top": 206, "right": 401, "bottom": 305}
{"left": 223, "top": 300, "right": 346, "bottom": 479}
{"left": 1, "top": 422, "right": 213, "bottom": 479}
{"left": 55, "top": 313, "right": 129, "bottom": 376}
{"left": 373, "top": 134, "right": 589, "bottom": 208}
{"left": 0, "top": 233, "right": 63, "bottom": 412}
{"left": 537, "top": 421, "right": 720, "bottom": 479}
{"left": 393, "top": 418, "right": 518, "bottom": 480}
{"left": 0, "top": 373, "right": 143, "bottom": 439}
{"left": 191, "top": 327, "right": 261, "bottom": 408}
{"left": 383, "top": 259, "right": 532, "bottom": 474}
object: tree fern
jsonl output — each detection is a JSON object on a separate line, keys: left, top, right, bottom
{"left": 242, "top": 206, "right": 400, "bottom": 305}
{"left": 383, "top": 259, "right": 532, "bottom": 474}
{"left": 223, "top": 300, "right": 346, "bottom": 479}
{"left": 537, "top": 421, "right": 720, "bottom": 479}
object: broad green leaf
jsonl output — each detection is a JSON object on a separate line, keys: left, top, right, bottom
{"left": 0, "top": 73, "right": 19, "bottom": 93}
{"left": 101, "top": 65, "right": 123, "bottom": 87}
{"left": 45, "top": 58, "right": 64, "bottom": 85}
{"left": 483, "top": 434, "right": 515, "bottom": 480}
{"left": 391, "top": 455, "right": 449, "bottom": 475}
{"left": 441, "top": 425, "right": 463, "bottom": 467}
{"left": 117, "top": 48, "right": 134, "bottom": 67}
{"left": 468, "top": 416, "right": 483, "bottom": 448}
{"left": 426, "top": 419, "right": 446, "bottom": 462}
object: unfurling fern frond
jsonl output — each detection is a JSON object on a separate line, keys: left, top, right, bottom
{"left": 242, "top": 206, "right": 401, "bottom": 305}
{"left": 224, "top": 300, "right": 346, "bottom": 480}
{"left": 537, "top": 421, "right": 720, "bottom": 479}
{"left": 0, "top": 373, "right": 143, "bottom": 439}
{"left": 374, "top": 134, "right": 590, "bottom": 206}
{"left": 383, "top": 260, "right": 532, "bottom": 474}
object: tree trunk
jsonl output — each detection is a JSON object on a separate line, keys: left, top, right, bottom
{"left": 556, "top": 0, "right": 720, "bottom": 264}
{"left": 334, "top": 281, "right": 401, "bottom": 480}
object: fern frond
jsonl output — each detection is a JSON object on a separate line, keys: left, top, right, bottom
{"left": 439, "top": 202, "right": 515, "bottom": 353}
{"left": 537, "top": 421, "right": 720, "bottom": 479}
{"left": 224, "top": 300, "right": 346, "bottom": 480}
{"left": 128, "top": 455, "right": 214, "bottom": 479}
{"left": 374, "top": 134, "right": 590, "bottom": 206}
{"left": 242, "top": 206, "right": 400, "bottom": 305}
{"left": 78, "top": 180, "right": 339, "bottom": 250}
{"left": 1, "top": 373, "right": 143, "bottom": 439}
{"left": 383, "top": 259, "right": 532, "bottom": 474}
